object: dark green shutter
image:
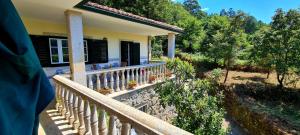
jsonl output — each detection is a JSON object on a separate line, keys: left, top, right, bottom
{"left": 130, "top": 42, "right": 140, "bottom": 65}
{"left": 30, "top": 35, "right": 52, "bottom": 67}
{"left": 87, "top": 39, "right": 108, "bottom": 63}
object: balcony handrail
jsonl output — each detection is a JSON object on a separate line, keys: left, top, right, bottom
{"left": 53, "top": 75, "right": 192, "bottom": 135}
{"left": 86, "top": 61, "right": 165, "bottom": 75}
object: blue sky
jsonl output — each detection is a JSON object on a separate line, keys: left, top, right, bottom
{"left": 175, "top": 0, "right": 300, "bottom": 23}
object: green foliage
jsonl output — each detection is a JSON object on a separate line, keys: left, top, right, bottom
{"left": 253, "top": 9, "right": 300, "bottom": 87}
{"left": 156, "top": 58, "right": 227, "bottom": 134}
{"left": 151, "top": 38, "right": 163, "bottom": 58}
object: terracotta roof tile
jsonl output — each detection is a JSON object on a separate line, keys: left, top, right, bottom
{"left": 82, "top": 1, "right": 183, "bottom": 33}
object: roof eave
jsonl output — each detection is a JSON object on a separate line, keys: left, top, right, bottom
{"left": 74, "top": 0, "right": 184, "bottom": 34}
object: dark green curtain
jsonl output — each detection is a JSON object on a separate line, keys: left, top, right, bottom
{"left": 0, "top": 0, "right": 54, "bottom": 134}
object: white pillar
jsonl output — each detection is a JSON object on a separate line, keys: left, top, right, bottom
{"left": 168, "top": 33, "right": 176, "bottom": 59}
{"left": 65, "top": 10, "right": 86, "bottom": 85}
{"left": 148, "top": 36, "right": 152, "bottom": 62}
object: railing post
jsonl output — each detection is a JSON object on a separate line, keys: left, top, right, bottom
{"left": 78, "top": 97, "right": 85, "bottom": 135}
{"left": 146, "top": 67, "right": 149, "bottom": 83}
{"left": 88, "top": 75, "right": 93, "bottom": 89}
{"left": 121, "top": 70, "right": 125, "bottom": 90}
{"left": 131, "top": 69, "right": 135, "bottom": 82}
{"left": 135, "top": 68, "right": 139, "bottom": 86}
{"left": 61, "top": 87, "right": 66, "bottom": 115}
{"left": 91, "top": 104, "right": 99, "bottom": 135}
{"left": 96, "top": 74, "right": 101, "bottom": 90}
{"left": 139, "top": 68, "right": 143, "bottom": 85}
{"left": 126, "top": 69, "right": 130, "bottom": 88}
{"left": 143, "top": 67, "right": 147, "bottom": 84}
{"left": 121, "top": 122, "right": 131, "bottom": 135}
{"left": 68, "top": 92, "right": 75, "bottom": 125}
{"left": 108, "top": 115, "right": 117, "bottom": 135}
{"left": 84, "top": 100, "right": 92, "bottom": 135}
{"left": 115, "top": 71, "right": 120, "bottom": 92}
{"left": 98, "top": 109, "right": 108, "bottom": 134}
{"left": 64, "top": 89, "right": 70, "bottom": 119}
{"left": 110, "top": 71, "right": 114, "bottom": 91}
{"left": 73, "top": 94, "right": 80, "bottom": 129}
{"left": 104, "top": 72, "right": 108, "bottom": 88}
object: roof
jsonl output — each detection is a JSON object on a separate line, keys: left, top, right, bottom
{"left": 75, "top": 1, "right": 183, "bottom": 33}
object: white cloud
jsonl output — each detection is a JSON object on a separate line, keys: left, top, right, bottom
{"left": 201, "top": 8, "right": 210, "bottom": 12}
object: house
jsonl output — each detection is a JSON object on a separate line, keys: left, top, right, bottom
{"left": 12, "top": 0, "right": 191, "bottom": 134}
{"left": 13, "top": 0, "right": 182, "bottom": 80}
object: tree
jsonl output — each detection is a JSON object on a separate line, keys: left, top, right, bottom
{"left": 243, "top": 15, "right": 258, "bottom": 34}
{"left": 257, "top": 9, "right": 300, "bottom": 88}
{"left": 250, "top": 25, "right": 272, "bottom": 78}
{"left": 222, "top": 13, "right": 247, "bottom": 83}
{"left": 155, "top": 58, "right": 227, "bottom": 135}
{"left": 183, "top": 0, "right": 206, "bottom": 19}
{"left": 202, "top": 15, "right": 230, "bottom": 62}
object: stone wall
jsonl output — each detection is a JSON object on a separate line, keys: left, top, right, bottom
{"left": 112, "top": 85, "right": 176, "bottom": 123}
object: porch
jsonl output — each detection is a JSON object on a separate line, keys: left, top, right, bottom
{"left": 39, "top": 64, "right": 191, "bottom": 135}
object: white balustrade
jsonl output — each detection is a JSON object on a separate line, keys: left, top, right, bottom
{"left": 85, "top": 62, "right": 167, "bottom": 93}
{"left": 53, "top": 74, "right": 192, "bottom": 135}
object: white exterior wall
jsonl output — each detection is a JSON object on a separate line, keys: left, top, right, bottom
{"left": 21, "top": 17, "right": 149, "bottom": 77}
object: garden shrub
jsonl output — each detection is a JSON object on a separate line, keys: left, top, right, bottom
{"left": 155, "top": 58, "right": 227, "bottom": 135}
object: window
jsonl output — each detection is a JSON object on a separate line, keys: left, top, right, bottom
{"left": 49, "top": 38, "right": 88, "bottom": 64}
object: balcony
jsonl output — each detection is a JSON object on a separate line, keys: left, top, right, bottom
{"left": 40, "top": 62, "right": 191, "bottom": 135}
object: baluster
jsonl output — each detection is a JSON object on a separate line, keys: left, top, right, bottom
{"left": 159, "top": 65, "right": 162, "bottom": 81}
{"left": 156, "top": 66, "right": 159, "bottom": 81}
{"left": 78, "top": 97, "right": 85, "bottom": 135}
{"left": 56, "top": 84, "right": 62, "bottom": 112}
{"left": 91, "top": 104, "right": 99, "bottom": 135}
{"left": 96, "top": 74, "right": 101, "bottom": 90}
{"left": 88, "top": 75, "right": 93, "bottom": 89}
{"left": 108, "top": 115, "right": 117, "bottom": 135}
{"left": 68, "top": 92, "right": 74, "bottom": 125}
{"left": 64, "top": 89, "right": 70, "bottom": 119}
{"left": 121, "top": 70, "right": 125, "bottom": 90}
{"left": 146, "top": 67, "right": 149, "bottom": 83}
{"left": 110, "top": 71, "right": 114, "bottom": 91}
{"left": 143, "top": 67, "right": 147, "bottom": 84}
{"left": 73, "top": 94, "right": 79, "bottom": 129}
{"left": 131, "top": 69, "right": 135, "bottom": 81}
{"left": 139, "top": 67, "right": 143, "bottom": 85}
{"left": 136, "top": 68, "right": 139, "bottom": 86}
{"left": 55, "top": 84, "right": 59, "bottom": 110}
{"left": 60, "top": 87, "right": 66, "bottom": 115}
{"left": 104, "top": 72, "right": 108, "bottom": 88}
{"left": 115, "top": 71, "right": 120, "bottom": 91}
{"left": 121, "top": 122, "right": 131, "bottom": 135}
{"left": 98, "top": 109, "right": 108, "bottom": 134}
{"left": 165, "top": 64, "right": 167, "bottom": 78}
{"left": 126, "top": 69, "right": 130, "bottom": 87}
{"left": 84, "top": 100, "right": 92, "bottom": 135}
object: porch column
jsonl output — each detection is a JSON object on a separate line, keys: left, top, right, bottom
{"left": 148, "top": 36, "right": 152, "bottom": 63}
{"left": 65, "top": 10, "right": 86, "bottom": 85}
{"left": 168, "top": 33, "right": 175, "bottom": 59}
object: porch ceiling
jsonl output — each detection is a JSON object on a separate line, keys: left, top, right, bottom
{"left": 12, "top": 0, "right": 178, "bottom": 36}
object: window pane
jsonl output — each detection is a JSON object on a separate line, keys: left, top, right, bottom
{"left": 62, "top": 48, "right": 68, "bottom": 55}
{"left": 63, "top": 55, "right": 69, "bottom": 62}
{"left": 62, "top": 40, "right": 68, "bottom": 47}
{"left": 52, "top": 55, "right": 59, "bottom": 63}
{"left": 50, "top": 39, "right": 58, "bottom": 47}
{"left": 51, "top": 48, "right": 58, "bottom": 55}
